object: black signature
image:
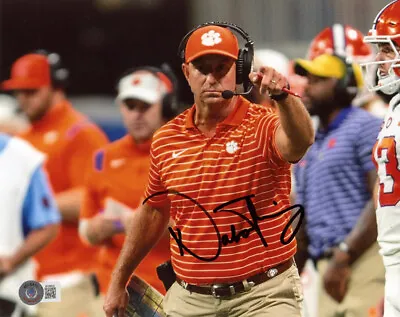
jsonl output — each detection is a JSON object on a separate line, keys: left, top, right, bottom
{"left": 143, "top": 190, "right": 304, "bottom": 262}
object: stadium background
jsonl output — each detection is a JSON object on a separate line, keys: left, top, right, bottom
{"left": 0, "top": 0, "right": 389, "bottom": 141}
{"left": 0, "top": 1, "right": 391, "bottom": 316}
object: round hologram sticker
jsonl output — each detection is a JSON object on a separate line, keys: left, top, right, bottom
{"left": 19, "top": 280, "right": 44, "bottom": 305}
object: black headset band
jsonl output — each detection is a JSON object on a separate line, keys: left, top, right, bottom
{"left": 177, "top": 21, "right": 254, "bottom": 61}
{"left": 32, "top": 49, "right": 69, "bottom": 89}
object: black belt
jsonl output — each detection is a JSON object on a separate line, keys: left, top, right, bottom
{"left": 176, "top": 258, "right": 294, "bottom": 298}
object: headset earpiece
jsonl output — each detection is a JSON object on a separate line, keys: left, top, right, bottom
{"left": 177, "top": 21, "right": 254, "bottom": 91}
{"left": 332, "top": 56, "right": 358, "bottom": 96}
{"left": 239, "top": 42, "right": 254, "bottom": 91}
{"left": 33, "top": 49, "right": 69, "bottom": 89}
{"left": 236, "top": 49, "right": 246, "bottom": 86}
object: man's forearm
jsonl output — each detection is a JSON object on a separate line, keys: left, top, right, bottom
{"left": 10, "top": 224, "right": 59, "bottom": 270}
{"left": 81, "top": 218, "right": 124, "bottom": 246}
{"left": 111, "top": 205, "right": 170, "bottom": 286}
{"left": 276, "top": 96, "right": 314, "bottom": 161}
{"left": 82, "top": 220, "right": 106, "bottom": 245}
{"left": 344, "top": 200, "right": 377, "bottom": 264}
{"left": 56, "top": 187, "right": 83, "bottom": 222}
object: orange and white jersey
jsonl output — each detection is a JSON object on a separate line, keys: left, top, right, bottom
{"left": 373, "top": 93, "right": 400, "bottom": 265}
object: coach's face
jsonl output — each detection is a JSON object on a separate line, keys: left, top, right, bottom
{"left": 182, "top": 54, "right": 236, "bottom": 105}
{"left": 14, "top": 87, "right": 53, "bottom": 122}
{"left": 302, "top": 74, "right": 337, "bottom": 116}
{"left": 120, "top": 98, "right": 163, "bottom": 143}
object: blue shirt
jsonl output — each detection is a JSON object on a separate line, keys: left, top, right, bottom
{"left": 0, "top": 134, "right": 60, "bottom": 237}
{"left": 294, "top": 108, "right": 382, "bottom": 259}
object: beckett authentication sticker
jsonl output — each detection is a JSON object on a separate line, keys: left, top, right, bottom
{"left": 19, "top": 280, "right": 44, "bottom": 305}
{"left": 41, "top": 281, "right": 61, "bottom": 302}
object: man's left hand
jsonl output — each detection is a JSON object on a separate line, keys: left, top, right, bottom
{"left": 323, "top": 248, "right": 351, "bottom": 303}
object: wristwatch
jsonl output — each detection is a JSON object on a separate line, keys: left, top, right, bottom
{"left": 270, "top": 83, "right": 290, "bottom": 101}
{"left": 333, "top": 242, "right": 353, "bottom": 265}
{"left": 270, "top": 91, "right": 288, "bottom": 101}
{"left": 337, "top": 241, "right": 351, "bottom": 254}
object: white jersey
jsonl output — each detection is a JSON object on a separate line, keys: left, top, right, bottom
{"left": 373, "top": 93, "right": 400, "bottom": 266}
{"left": 0, "top": 136, "right": 44, "bottom": 312}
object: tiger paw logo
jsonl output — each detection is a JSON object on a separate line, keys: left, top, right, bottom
{"left": 226, "top": 141, "right": 239, "bottom": 154}
{"left": 201, "top": 30, "right": 222, "bottom": 46}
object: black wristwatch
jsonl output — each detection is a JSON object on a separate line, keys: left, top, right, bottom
{"left": 337, "top": 241, "right": 351, "bottom": 254}
{"left": 270, "top": 83, "right": 290, "bottom": 101}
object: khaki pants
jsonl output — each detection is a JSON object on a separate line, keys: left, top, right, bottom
{"left": 37, "top": 274, "right": 100, "bottom": 317}
{"left": 163, "top": 264, "right": 303, "bottom": 317}
{"left": 90, "top": 295, "right": 106, "bottom": 317}
{"left": 317, "top": 242, "right": 385, "bottom": 317}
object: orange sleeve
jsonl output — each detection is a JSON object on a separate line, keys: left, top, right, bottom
{"left": 65, "top": 124, "right": 109, "bottom": 187}
{"left": 143, "top": 139, "right": 169, "bottom": 209}
{"left": 255, "top": 111, "right": 289, "bottom": 167}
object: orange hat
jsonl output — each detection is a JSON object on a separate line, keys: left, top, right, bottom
{"left": 185, "top": 25, "right": 239, "bottom": 63}
{"left": 1, "top": 54, "right": 51, "bottom": 90}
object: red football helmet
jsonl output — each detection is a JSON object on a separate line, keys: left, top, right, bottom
{"left": 307, "top": 24, "right": 373, "bottom": 63}
{"left": 361, "top": 0, "right": 400, "bottom": 95}
{"left": 304, "top": 24, "right": 372, "bottom": 94}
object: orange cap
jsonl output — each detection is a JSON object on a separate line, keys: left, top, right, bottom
{"left": 1, "top": 54, "right": 51, "bottom": 90}
{"left": 185, "top": 25, "right": 239, "bottom": 63}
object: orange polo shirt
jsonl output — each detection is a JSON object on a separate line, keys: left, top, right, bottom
{"left": 81, "top": 135, "right": 170, "bottom": 294}
{"left": 19, "top": 100, "right": 109, "bottom": 278}
{"left": 145, "top": 96, "right": 295, "bottom": 285}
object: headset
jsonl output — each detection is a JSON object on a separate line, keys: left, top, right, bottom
{"left": 177, "top": 21, "right": 255, "bottom": 91}
{"left": 33, "top": 49, "right": 70, "bottom": 89}
{"left": 116, "top": 64, "right": 179, "bottom": 120}
{"left": 331, "top": 24, "right": 357, "bottom": 96}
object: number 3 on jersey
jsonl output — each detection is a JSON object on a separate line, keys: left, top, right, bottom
{"left": 376, "top": 137, "right": 400, "bottom": 207}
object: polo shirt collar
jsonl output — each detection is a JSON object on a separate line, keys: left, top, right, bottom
{"left": 121, "top": 134, "right": 151, "bottom": 154}
{"left": 185, "top": 96, "right": 249, "bottom": 130}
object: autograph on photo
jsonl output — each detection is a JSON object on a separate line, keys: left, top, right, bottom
{"left": 143, "top": 190, "right": 304, "bottom": 262}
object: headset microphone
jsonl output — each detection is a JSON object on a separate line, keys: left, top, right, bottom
{"left": 221, "top": 86, "right": 254, "bottom": 99}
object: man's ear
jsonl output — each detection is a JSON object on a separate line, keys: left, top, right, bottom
{"left": 181, "top": 63, "right": 190, "bottom": 82}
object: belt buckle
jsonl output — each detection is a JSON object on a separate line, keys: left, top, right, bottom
{"left": 267, "top": 268, "right": 278, "bottom": 278}
{"left": 210, "top": 284, "right": 231, "bottom": 298}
